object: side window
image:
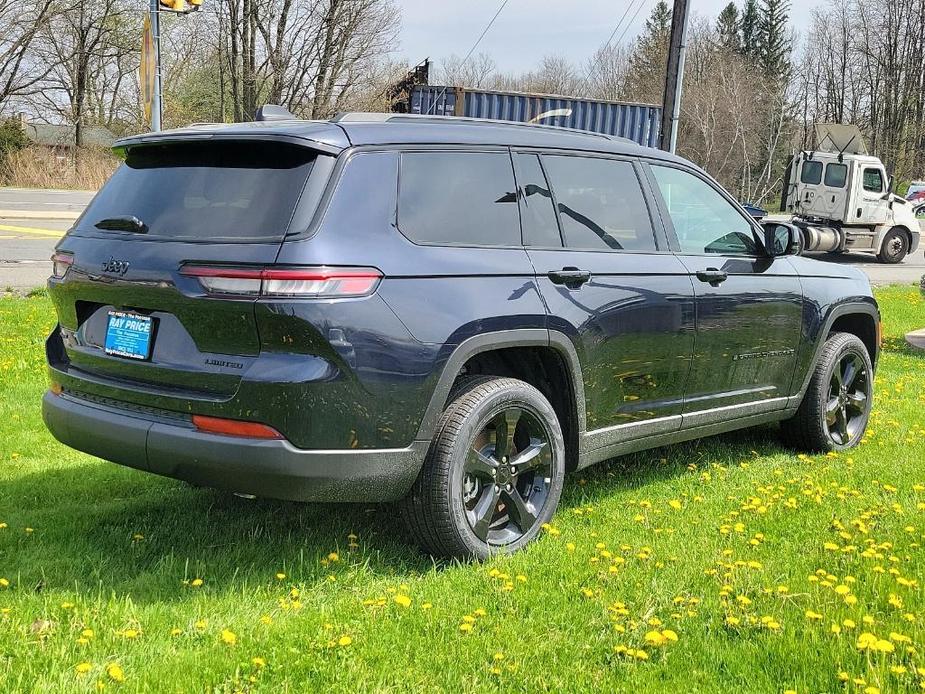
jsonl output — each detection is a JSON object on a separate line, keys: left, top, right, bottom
{"left": 863, "top": 168, "right": 883, "bottom": 193}
{"left": 825, "top": 163, "right": 848, "bottom": 188}
{"left": 514, "top": 153, "right": 562, "bottom": 247}
{"left": 398, "top": 151, "right": 519, "bottom": 246}
{"left": 800, "top": 160, "right": 822, "bottom": 185}
{"left": 540, "top": 155, "right": 657, "bottom": 252}
{"left": 650, "top": 165, "right": 758, "bottom": 256}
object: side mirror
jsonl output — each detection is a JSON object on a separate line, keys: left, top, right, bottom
{"left": 762, "top": 221, "right": 801, "bottom": 257}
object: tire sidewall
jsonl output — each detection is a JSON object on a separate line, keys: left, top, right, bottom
{"left": 815, "top": 336, "right": 873, "bottom": 451}
{"left": 445, "top": 383, "right": 565, "bottom": 559}
{"left": 880, "top": 228, "right": 908, "bottom": 264}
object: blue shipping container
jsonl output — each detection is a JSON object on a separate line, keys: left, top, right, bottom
{"left": 408, "top": 85, "right": 661, "bottom": 148}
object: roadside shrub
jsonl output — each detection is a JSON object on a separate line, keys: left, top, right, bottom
{"left": 0, "top": 145, "right": 118, "bottom": 190}
{"left": 0, "top": 118, "right": 30, "bottom": 168}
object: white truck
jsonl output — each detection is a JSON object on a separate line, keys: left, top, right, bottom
{"left": 780, "top": 124, "right": 921, "bottom": 264}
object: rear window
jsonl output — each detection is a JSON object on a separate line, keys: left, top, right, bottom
{"left": 800, "top": 160, "right": 822, "bottom": 185}
{"left": 825, "top": 163, "right": 848, "bottom": 188}
{"left": 80, "top": 141, "right": 316, "bottom": 242}
{"left": 398, "top": 151, "right": 520, "bottom": 246}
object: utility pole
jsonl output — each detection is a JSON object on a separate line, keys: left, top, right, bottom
{"left": 148, "top": 0, "right": 162, "bottom": 131}
{"left": 659, "top": 0, "right": 690, "bottom": 153}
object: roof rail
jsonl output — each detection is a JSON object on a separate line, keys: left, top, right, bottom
{"left": 331, "top": 112, "right": 394, "bottom": 123}
{"left": 329, "top": 111, "right": 637, "bottom": 145}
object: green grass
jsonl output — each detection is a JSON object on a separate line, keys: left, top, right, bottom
{"left": 1, "top": 287, "right": 924, "bottom": 693}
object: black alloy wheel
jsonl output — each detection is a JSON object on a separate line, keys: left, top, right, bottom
{"left": 401, "top": 376, "right": 565, "bottom": 559}
{"left": 461, "top": 406, "right": 554, "bottom": 546}
{"left": 824, "top": 351, "right": 871, "bottom": 446}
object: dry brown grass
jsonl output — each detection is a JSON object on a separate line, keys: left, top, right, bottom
{"left": 0, "top": 145, "right": 118, "bottom": 190}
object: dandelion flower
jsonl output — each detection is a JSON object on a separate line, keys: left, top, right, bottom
{"left": 220, "top": 629, "right": 237, "bottom": 646}
{"left": 75, "top": 662, "right": 92, "bottom": 675}
{"left": 459, "top": 623, "right": 473, "bottom": 633}
{"left": 106, "top": 663, "right": 125, "bottom": 683}
{"left": 393, "top": 594, "right": 412, "bottom": 608}
{"left": 190, "top": 578, "right": 203, "bottom": 588}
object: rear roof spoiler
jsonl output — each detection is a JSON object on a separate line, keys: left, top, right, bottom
{"left": 113, "top": 128, "right": 348, "bottom": 156}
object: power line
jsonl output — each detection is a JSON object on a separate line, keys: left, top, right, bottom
{"left": 602, "top": 0, "right": 642, "bottom": 51}
{"left": 425, "top": 0, "right": 512, "bottom": 114}
{"left": 612, "top": 0, "right": 651, "bottom": 49}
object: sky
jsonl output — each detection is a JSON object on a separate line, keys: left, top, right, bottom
{"left": 395, "top": 0, "right": 816, "bottom": 75}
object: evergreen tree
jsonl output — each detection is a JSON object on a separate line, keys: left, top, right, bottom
{"left": 717, "top": 2, "right": 741, "bottom": 52}
{"left": 740, "top": 0, "right": 758, "bottom": 58}
{"left": 755, "top": 0, "right": 791, "bottom": 78}
{"left": 624, "top": 0, "right": 672, "bottom": 103}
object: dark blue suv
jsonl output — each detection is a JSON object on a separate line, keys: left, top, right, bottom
{"left": 43, "top": 113, "right": 879, "bottom": 558}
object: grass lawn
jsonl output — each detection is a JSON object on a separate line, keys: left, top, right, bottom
{"left": 1, "top": 286, "right": 924, "bottom": 693}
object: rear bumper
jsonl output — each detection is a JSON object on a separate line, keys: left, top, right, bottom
{"left": 42, "top": 391, "right": 427, "bottom": 502}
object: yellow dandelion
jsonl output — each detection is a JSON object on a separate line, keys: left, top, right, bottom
{"left": 393, "top": 594, "right": 412, "bottom": 608}
{"left": 337, "top": 635, "right": 352, "bottom": 646}
{"left": 75, "top": 662, "right": 93, "bottom": 675}
{"left": 106, "top": 663, "right": 125, "bottom": 683}
{"left": 190, "top": 578, "right": 203, "bottom": 588}
{"left": 220, "top": 629, "right": 237, "bottom": 646}
{"left": 459, "top": 622, "right": 474, "bottom": 633}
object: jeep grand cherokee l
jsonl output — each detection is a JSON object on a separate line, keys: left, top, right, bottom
{"left": 43, "top": 113, "right": 879, "bottom": 559}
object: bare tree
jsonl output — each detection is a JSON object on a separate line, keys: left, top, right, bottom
{"left": 0, "top": 0, "right": 57, "bottom": 109}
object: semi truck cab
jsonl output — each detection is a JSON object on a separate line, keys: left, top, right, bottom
{"left": 781, "top": 125, "right": 920, "bottom": 264}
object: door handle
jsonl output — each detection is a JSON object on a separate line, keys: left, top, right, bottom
{"left": 548, "top": 267, "right": 591, "bottom": 287}
{"left": 695, "top": 268, "right": 728, "bottom": 286}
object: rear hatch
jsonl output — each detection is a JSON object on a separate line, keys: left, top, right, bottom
{"left": 48, "top": 138, "right": 333, "bottom": 404}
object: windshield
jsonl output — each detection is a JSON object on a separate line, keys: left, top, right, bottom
{"left": 79, "top": 141, "right": 316, "bottom": 242}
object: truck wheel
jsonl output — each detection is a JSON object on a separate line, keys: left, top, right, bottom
{"left": 400, "top": 376, "right": 565, "bottom": 560}
{"left": 781, "top": 333, "right": 873, "bottom": 452}
{"left": 877, "top": 227, "right": 908, "bottom": 263}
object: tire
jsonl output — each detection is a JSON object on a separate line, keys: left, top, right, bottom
{"left": 400, "top": 376, "right": 566, "bottom": 560}
{"left": 781, "top": 332, "right": 873, "bottom": 452}
{"left": 877, "top": 227, "right": 908, "bottom": 264}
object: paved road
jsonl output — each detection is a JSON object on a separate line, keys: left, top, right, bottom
{"left": 0, "top": 187, "right": 923, "bottom": 292}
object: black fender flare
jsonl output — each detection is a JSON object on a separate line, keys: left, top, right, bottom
{"left": 413, "top": 329, "right": 586, "bottom": 442}
{"left": 791, "top": 301, "right": 880, "bottom": 405}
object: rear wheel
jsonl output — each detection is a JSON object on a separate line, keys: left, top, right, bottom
{"left": 400, "top": 376, "right": 565, "bottom": 559}
{"left": 877, "top": 227, "right": 908, "bottom": 264}
{"left": 781, "top": 332, "right": 873, "bottom": 452}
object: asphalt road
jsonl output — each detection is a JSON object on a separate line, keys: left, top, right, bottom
{"left": 0, "top": 187, "right": 923, "bottom": 291}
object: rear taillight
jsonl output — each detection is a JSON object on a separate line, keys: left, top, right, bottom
{"left": 192, "top": 415, "right": 283, "bottom": 439}
{"left": 180, "top": 265, "right": 382, "bottom": 298}
{"left": 51, "top": 252, "right": 74, "bottom": 279}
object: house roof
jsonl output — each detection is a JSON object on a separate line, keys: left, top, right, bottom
{"left": 25, "top": 122, "right": 117, "bottom": 148}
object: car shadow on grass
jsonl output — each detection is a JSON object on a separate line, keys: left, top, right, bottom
{"left": 1, "top": 424, "right": 790, "bottom": 602}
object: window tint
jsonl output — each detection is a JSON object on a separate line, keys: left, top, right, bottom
{"left": 514, "top": 153, "right": 561, "bottom": 247}
{"left": 81, "top": 142, "right": 316, "bottom": 242}
{"left": 541, "top": 155, "right": 656, "bottom": 251}
{"left": 398, "top": 152, "right": 519, "bottom": 246}
{"left": 651, "top": 165, "right": 758, "bottom": 256}
{"left": 825, "top": 163, "right": 848, "bottom": 188}
{"left": 863, "top": 168, "right": 883, "bottom": 193}
{"left": 800, "top": 160, "right": 822, "bottom": 185}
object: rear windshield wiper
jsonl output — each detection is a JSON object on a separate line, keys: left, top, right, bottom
{"left": 94, "top": 215, "right": 148, "bottom": 234}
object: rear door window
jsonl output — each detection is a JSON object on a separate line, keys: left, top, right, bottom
{"left": 800, "top": 160, "right": 822, "bottom": 184}
{"left": 80, "top": 141, "right": 317, "bottom": 242}
{"left": 541, "top": 155, "right": 657, "bottom": 252}
{"left": 398, "top": 151, "right": 520, "bottom": 246}
{"left": 825, "top": 163, "right": 848, "bottom": 188}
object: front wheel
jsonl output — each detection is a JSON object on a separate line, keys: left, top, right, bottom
{"left": 781, "top": 332, "right": 873, "bottom": 452}
{"left": 877, "top": 227, "right": 908, "bottom": 264}
{"left": 401, "top": 377, "right": 565, "bottom": 559}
